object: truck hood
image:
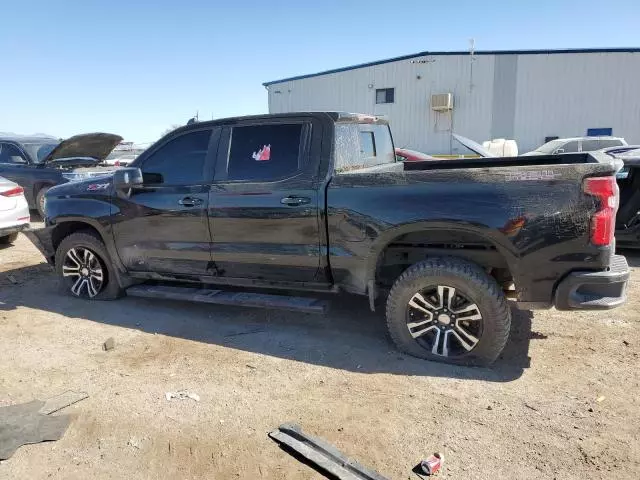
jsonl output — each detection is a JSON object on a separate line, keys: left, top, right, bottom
{"left": 452, "top": 133, "right": 496, "bottom": 158}
{"left": 43, "top": 133, "right": 123, "bottom": 165}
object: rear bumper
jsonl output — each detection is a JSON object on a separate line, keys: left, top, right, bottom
{"left": 554, "top": 254, "right": 629, "bottom": 310}
{"left": 0, "top": 222, "right": 29, "bottom": 238}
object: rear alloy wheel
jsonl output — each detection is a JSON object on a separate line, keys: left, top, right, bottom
{"left": 62, "top": 247, "right": 105, "bottom": 298}
{"left": 407, "top": 285, "right": 483, "bottom": 357}
{"left": 386, "top": 257, "right": 511, "bottom": 366}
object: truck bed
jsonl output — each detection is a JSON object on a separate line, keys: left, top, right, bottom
{"left": 403, "top": 152, "right": 620, "bottom": 171}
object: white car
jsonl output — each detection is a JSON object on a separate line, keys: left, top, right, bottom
{"left": 0, "top": 176, "right": 30, "bottom": 244}
{"left": 102, "top": 153, "right": 139, "bottom": 167}
{"left": 522, "top": 136, "right": 627, "bottom": 156}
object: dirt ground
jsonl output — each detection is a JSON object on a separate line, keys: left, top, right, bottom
{"left": 1, "top": 227, "right": 639, "bottom": 480}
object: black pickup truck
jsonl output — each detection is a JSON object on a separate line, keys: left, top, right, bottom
{"left": 28, "top": 112, "right": 629, "bottom": 365}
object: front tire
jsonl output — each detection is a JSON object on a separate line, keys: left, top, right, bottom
{"left": 36, "top": 186, "right": 50, "bottom": 218}
{"left": 54, "top": 231, "right": 123, "bottom": 300}
{"left": 385, "top": 257, "right": 510, "bottom": 366}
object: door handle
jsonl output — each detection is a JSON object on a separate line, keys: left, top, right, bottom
{"left": 280, "top": 196, "right": 310, "bottom": 206}
{"left": 178, "top": 197, "right": 203, "bottom": 207}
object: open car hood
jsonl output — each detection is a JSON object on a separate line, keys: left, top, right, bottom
{"left": 46, "top": 157, "right": 106, "bottom": 168}
{"left": 452, "top": 133, "right": 496, "bottom": 158}
{"left": 43, "top": 133, "right": 123, "bottom": 165}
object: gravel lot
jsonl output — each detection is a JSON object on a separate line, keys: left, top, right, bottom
{"left": 1, "top": 226, "right": 639, "bottom": 479}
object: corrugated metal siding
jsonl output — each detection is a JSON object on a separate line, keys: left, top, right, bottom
{"left": 513, "top": 52, "right": 640, "bottom": 152}
{"left": 267, "top": 52, "right": 640, "bottom": 154}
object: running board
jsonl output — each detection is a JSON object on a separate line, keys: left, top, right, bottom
{"left": 126, "top": 285, "right": 329, "bottom": 314}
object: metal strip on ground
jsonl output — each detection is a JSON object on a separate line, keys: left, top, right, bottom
{"left": 268, "top": 423, "right": 389, "bottom": 480}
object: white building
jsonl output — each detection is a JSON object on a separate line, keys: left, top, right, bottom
{"left": 264, "top": 48, "right": 640, "bottom": 154}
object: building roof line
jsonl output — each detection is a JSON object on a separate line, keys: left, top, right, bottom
{"left": 263, "top": 47, "right": 640, "bottom": 86}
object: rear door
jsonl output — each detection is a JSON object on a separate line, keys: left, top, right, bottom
{"left": 112, "top": 127, "right": 219, "bottom": 275}
{"left": 207, "top": 118, "right": 324, "bottom": 283}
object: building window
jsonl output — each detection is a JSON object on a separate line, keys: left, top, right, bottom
{"left": 375, "top": 88, "right": 394, "bottom": 104}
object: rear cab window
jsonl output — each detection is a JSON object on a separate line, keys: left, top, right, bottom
{"left": 334, "top": 121, "right": 396, "bottom": 174}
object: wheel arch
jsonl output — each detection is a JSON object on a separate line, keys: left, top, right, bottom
{"left": 50, "top": 220, "right": 106, "bottom": 255}
{"left": 367, "top": 223, "right": 518, "bottom": 291}
{"left": 50, "top": 218, "right": 130, "bottom": 288}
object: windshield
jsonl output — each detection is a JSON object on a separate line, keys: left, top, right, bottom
{"left": 534, "top": 139, "right": 566, "bottom": 154}
{"left": 22, "top": 142, "right": 60, "bottom": 163}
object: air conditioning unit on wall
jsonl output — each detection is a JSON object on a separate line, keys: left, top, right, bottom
{"left": 431, "top": 93, "right": 453, "bottom": 111}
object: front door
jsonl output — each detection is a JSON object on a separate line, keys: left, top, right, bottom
{"left": 112, "top": 128, "right": 218, "bottom": 276}
{"left": 207, "top": 121, "right": 323, "bottom": 283}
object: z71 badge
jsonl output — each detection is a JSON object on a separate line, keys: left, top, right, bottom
{"left": 87, "top": 183, "right": 110, "bottom": 191}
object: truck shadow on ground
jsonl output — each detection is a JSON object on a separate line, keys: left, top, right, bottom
{"left": 0, "top": 264, "right": 535, "bottom": 382}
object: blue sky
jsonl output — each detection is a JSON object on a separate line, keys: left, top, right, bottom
{"left": 2, "top": 0, "right": 639, "bottom": 143}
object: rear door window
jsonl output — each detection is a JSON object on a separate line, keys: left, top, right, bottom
{"left": 227, "top": 124, "right": 304, "bottom": 181}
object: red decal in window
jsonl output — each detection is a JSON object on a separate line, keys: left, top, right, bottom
{"left": 252, "top": 144, "right": 271, "bottom": 161}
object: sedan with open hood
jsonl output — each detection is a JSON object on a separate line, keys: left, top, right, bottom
{"left": 0, "top": 133, "right": 122, "bottom": 216}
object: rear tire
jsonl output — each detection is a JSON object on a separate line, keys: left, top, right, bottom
{"left": 36, "top": 186, "right": 50, "bottom": 218}
{"left": 54, "top": 230, "right": 123, "bottom": 300}
{"left": 385, "top": 257, "right": 510, "bottom": 366}
{"left": 0, "top": 233, "right": 19, "bottom": 244}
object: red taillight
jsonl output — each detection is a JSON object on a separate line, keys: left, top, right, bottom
{"left": 1, "top": 186, "right": 24, "bottom": 197}
{"left": 583, "top": 176, "right": 618, "bottom": 246}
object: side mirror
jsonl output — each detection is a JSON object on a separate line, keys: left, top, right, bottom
{"left": 113, "top": 167, "right": 143, "bottom": 188}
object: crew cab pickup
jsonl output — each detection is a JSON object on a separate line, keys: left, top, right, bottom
{"left": 27, "top": 112, "right": 630, "bottom": 365}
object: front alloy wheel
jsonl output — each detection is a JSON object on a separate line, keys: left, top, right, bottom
{"left": 407, "top": 285, "right": 483, "bottom": 357}
{"left": 62, "top": 247, "right": 104, "bottom": 298}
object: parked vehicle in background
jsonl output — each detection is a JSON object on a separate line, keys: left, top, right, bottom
{"left": 28, "top": 112, "right": 629, "bottom": 366}
{"left": 604, "top": 145, "right": 640, "bottom": 248}
{"left": 522, "top": 136, "right": 627, "bottom": 156}
{"left": 102, "top": 152, "right": 139, "bottom": 167}
{"left": 395, "top": 147, "right": 437, "bottom": 162}
{"left": 0, "top": 133, "right": 122, "bottom": 216}
{"left": 0, "top": 176, "right": 30, "bottom": 245}
{"left": 103, "top": 143, "right": 146, "bottom": 167}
